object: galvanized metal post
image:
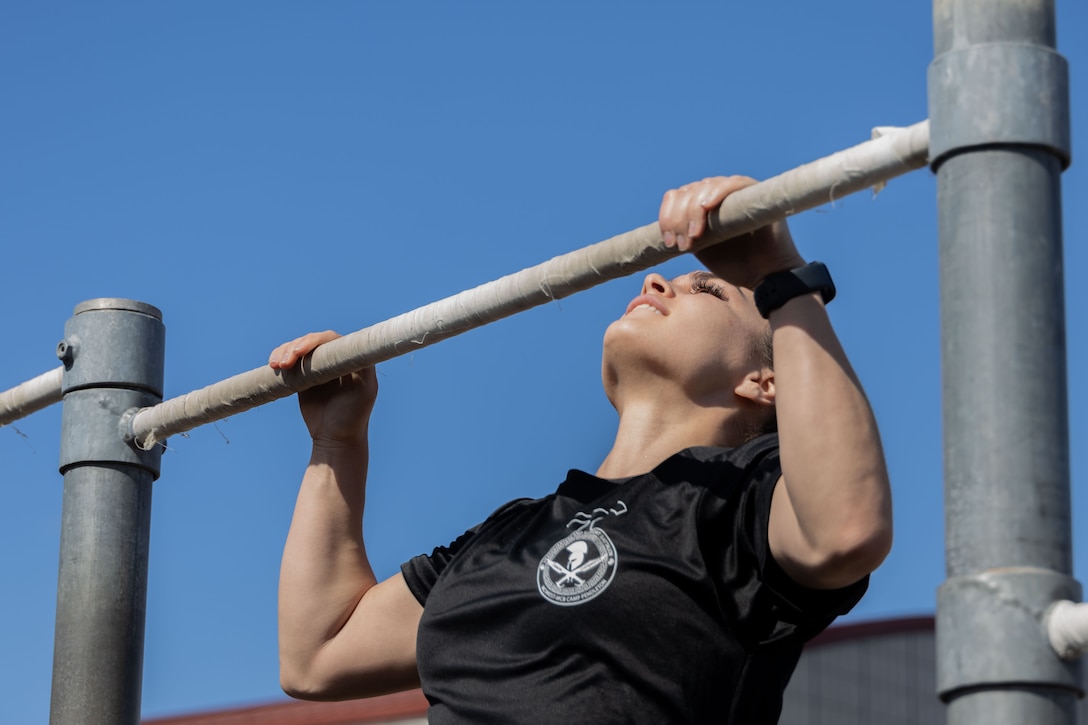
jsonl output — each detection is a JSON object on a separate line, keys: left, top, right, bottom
{"left": 50, "top": 299, "right": 165, "bottom": 725}
{"left": 929, "top": 1, "right": 1080, "bottom": 723}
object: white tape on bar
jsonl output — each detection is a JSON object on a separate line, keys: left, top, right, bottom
{"left": 129, "top": 120, "right": 930, "bottom": 449}
{"left": 0, "top": 367, "right": 64, "bottom": 428}
{"left": 1047, "top": 600, "right": 1088, "bottom": 660}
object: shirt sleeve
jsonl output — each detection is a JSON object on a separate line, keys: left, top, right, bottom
{"left": 400, "top": 497, "right": 534, "bottom": 607}
{"left": 698, "top": 439, "right": 868, "bottom": 650}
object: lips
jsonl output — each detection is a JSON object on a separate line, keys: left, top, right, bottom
{"left": 624, "top": 294, "right": 668, "bottom": 316}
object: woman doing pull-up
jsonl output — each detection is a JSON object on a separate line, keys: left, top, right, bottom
{"left": 270, "top": 175, "right": 893, "bottom": 724}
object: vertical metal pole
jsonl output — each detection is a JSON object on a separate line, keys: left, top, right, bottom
{"left": 929, "top": 1, "right": 1080, "bottom": 723}
{"left": 50, "top": 299, "right": 165, "bottom": 725}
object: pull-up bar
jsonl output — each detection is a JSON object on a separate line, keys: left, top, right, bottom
{"left": 125, "top": 120, "right": 930, "bottom": 450}
{"left": 0, "top": 122, "right": 929, "bottom": 438}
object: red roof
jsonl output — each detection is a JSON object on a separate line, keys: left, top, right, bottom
{"left": 142, "top": 690, "right": 429, "bottom": 725}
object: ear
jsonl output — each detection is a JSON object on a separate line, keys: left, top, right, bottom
{"left": 733, "top": 367, "right": 775, "bottom": 408}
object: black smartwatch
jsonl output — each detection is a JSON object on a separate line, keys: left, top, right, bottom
{"left": 753, "top": 262, "right": 836, "bottom": 319}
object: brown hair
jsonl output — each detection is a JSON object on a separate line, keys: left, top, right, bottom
{"left": 756, "top": 327, "right": 777, "bottom": 435}
{"left": 738, "top": 326, "right": 777, "bottom": 442}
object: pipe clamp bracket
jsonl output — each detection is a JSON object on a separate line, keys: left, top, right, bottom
{"left": 928, "top": 43, "right": 1071, "bottom": 169}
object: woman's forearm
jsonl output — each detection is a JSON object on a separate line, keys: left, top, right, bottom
{"left": 278, "top": 442, "right": 377, "bottom": 688}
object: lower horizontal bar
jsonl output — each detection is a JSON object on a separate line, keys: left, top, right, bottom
{"left": 0, "top": 366, "right": 64, "bottom": 428}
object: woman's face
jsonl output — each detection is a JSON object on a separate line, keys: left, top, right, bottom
{"left": 601, "top": 271, "right": 769, "bottom": 404}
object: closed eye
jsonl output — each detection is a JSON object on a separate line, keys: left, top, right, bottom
{"left": 690, "top": 275, "right": 728, "bottom": 301}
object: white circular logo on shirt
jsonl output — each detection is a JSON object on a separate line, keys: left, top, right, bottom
{"left": 537, "top": 528, "right": 617, "bottom": 606}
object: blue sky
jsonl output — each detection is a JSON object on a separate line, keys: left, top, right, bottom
{"left": 2, "top": 2, "right": 1086, "bottom": 722}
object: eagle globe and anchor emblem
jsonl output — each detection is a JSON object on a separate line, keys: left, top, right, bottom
{"left": 536, "top": 501, "right": 625, "bottom": 606}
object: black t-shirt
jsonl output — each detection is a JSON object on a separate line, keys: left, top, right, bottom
{"left": 401, "top": 434, "right": 867, "bottom": 724}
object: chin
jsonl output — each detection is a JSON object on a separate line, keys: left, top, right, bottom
{"left": 602, "top": 316, "right": 654, "bottom": 355}
{"left": 600, "top": 323, "right": 636, "bottom": 377}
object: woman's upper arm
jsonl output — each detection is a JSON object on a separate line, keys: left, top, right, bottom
{"left": 768, "top": 473, "right": 887, "bottom": 591}
{"left": 283, "top": 572, "right": 423, "bottom": 701}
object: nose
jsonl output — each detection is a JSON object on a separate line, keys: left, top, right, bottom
{"left": 641, "top": 273, "right": 674, "bottom": 296}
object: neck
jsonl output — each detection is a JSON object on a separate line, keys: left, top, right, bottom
{"left": 595, "top": 395, "right": 742, "bottom": 479}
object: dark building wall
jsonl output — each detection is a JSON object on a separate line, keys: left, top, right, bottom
{"left": 781, "top": 615, "right": 1088, "bottom": 724}
{"left": 781, "top": 617, "right": 945, "bottom": 725}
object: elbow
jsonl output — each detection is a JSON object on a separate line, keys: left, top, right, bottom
{"left": 281, "top": 679, "right": 318, "bottom": 702}
{"left": 280, "top": 660, "right": 331, "bottom": 701}
{"left": 279, "top": 652, "right": 347, "bottom": 702}
{"left": 280, "top": 670, "right": 356, "bottom": 702}
{"left": 279, "top": 653, "right": 417, "bottom": 702}
{"left": 808, "top": 521, "right": 893, "bottom": 590}
{"left": 843, "top": 523, "right": 893, "bottom": 577}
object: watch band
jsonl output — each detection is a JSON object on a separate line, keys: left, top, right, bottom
{"left": 753, "top": 262, "right": 836, "bottom": 319}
